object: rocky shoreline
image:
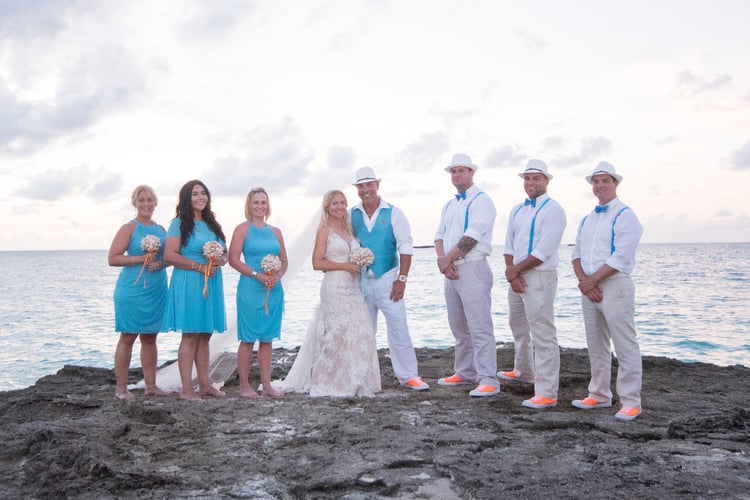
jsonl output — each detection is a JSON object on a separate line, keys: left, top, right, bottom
{"left": 1, "top": 344, "right": 749, "bottom": 499}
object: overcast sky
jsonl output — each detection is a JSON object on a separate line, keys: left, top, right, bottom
{"left": 2, "top": 0, "right": 749, "bottom": 251}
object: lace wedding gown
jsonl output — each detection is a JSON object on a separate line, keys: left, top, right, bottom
{"left": 275, "top": 231, "right": 381, "bottom": 397}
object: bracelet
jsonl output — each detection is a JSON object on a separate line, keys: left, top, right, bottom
{"left": 191, "top": 262, "right": 198, "bottom": 271}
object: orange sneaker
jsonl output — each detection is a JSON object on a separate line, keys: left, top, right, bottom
{"left": 402, "top": 377, "right": 429, "bottom": 391}
{"left": 522, "top": 396, "right": 558, "bottom": 409}
{"left": 497, "top": 370, "right": 534, "bottom": 384}
{"left": 469, "top": 384, "right": 500, "bottom": 397}
{"left": 437, "top": 374, "right": 472, "bottom": 386}
{"left": 572, "top": 397, "right": 612, "bottom": 409}
{"left": 615, "top": 406, "right": 642, "bottom": 421}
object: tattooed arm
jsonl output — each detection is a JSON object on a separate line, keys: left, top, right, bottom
{"left": 436, "top": 235, "right": 478, "bottom": 276}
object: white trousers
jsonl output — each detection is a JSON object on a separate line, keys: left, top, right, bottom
{"left": 581, "top": 274, "right": 642, "bottom": 408}
{"left": 443, "top": 258, "right": 498, "bottom": 388}
{"left": 507, "top": 269, "right": 560, "bottom": 399}
{"left": 364, "top": 269, "right": 420, "bottom": 384}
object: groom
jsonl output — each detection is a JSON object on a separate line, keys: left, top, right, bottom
{"left": 351, "top": 166, "right": 429, "bottom": 391}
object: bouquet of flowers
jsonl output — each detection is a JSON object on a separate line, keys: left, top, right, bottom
{"left": 202, "top": 240, "right": 225, "bottom": 298}
{"left": 260, "top": 254, "right": 282, "bottom": 314}
{"left": 350, "top": 247, "right": 374, "bottom": 268}
{"left": 133, "top": 234, "right": 161, "bottom": 287}
{"left": 351, "top": 246, "right": 375, "bottom": 297}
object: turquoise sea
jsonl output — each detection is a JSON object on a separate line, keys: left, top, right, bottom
{"left": 1, "top": 243, "right": 749, "bottom": 390}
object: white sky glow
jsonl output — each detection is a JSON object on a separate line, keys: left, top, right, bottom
{"left": 1, "top": 0, "right": 749, "bottom": 251}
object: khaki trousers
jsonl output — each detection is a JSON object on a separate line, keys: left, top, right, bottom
{"left": 444, "top": 258, "right": 498, "bottom": 388}
{"left": 507, "top": 269, "right": 560, "bottom": 399}
{"left": 581, "top": 274, "right": 642, "bottom": 408}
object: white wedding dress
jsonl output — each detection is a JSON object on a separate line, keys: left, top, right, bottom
{"left": 275, "top": 231, "right": 381, "bottom": 397}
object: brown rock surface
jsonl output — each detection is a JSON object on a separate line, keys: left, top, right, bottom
{"left": 1, "top": 345, "right": 748, "bottom": 499}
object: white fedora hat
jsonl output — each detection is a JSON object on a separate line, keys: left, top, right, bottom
{"left": 518, "top": 158, "right": 553, "bottom": 180}
{"left": 444, "top": 153, "right": 478, "bottom": 172}
{"left": 352, "top": 166, "right": 382, "bottom": 185}
{"left": 586, "top": 161, "right": 623, "bottom": 184}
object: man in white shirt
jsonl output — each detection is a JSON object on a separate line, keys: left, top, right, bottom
{"left": 351, "top": 167, "right": 428, "bottom": 391}
{"left": 571, "top": 161, "right": 644, "bottom": 421}
{"left": 434, "top": 153, "right": 500, "bottom": 397}
{"left": 499, "top": 159, "right": 567, "bottom": 409}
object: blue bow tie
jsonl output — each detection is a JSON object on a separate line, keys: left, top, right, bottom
{"left": 455, "top": 192, "right": 466, "bottom": 201}
{"left": 525, "top": 198, "right": 536, "bottom": 207}
{"left": 595, "top": 205, "right": 609, "bottom": 213}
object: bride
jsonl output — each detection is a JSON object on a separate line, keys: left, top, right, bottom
{"left": 275, "top": 190, "right": 381, "bottom": 397}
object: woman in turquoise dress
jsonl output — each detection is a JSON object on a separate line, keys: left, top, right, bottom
{"left": 229, "top": 187, "right": 288, "bottom": 398}
{"left": 108, "top": 185, "right": 170, "bottom": 400}
{"left": 163, "top": 180, "right": 228, "bottom": 401}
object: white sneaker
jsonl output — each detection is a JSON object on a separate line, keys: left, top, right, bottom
{"left": 402, "top": 377, "right": 429, "bottom": 391}
{"left": 469, "top": 384, "right": 500, "bottom": 397}
{"left": 497, "top": 370, "right": 534, "bottom": 384}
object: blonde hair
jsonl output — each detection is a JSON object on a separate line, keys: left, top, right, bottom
{"left": 131, "top": 185, "right": 158, "bottom": 207}
{"left": 244, "top": 187, "right": 271, "bottom": 220}
{"left": 320, "top": 190, "right": 353, "bottom": 236}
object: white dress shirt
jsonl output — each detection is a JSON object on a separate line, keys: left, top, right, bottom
{"left": 572, "top": 197, "right": 643, "bottom": 275}
{"left": 434, "top": 184, "right": 496, "bottom": 258}
{"left": 503, "top": 193, "right": 567, "bottom": 271}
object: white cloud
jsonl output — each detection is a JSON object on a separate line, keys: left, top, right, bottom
{"left": 715, "top": 208, "right": 732, "bottom": 217}
{"left": 643, "top": 212, "right": 750, "bottom": 243}
{"left": 397, "top": 132, "right": 449, "bottom": 171}
{"left": 202, "top": 117, "right": 315, "bottom": 197}
{"left": 541, "top": 136, "right": 564, "bottom": 152}
{"left": 327, "top": 145, "right": 355, "bottom": 170}
{"left": 513, "top": 28, "right": 547, "bottom": 50}
{"left": 553, "top": 137, "right": 613, "bottom": 168}
{"left": 654, "top": 136, "right": 677, "bottom": 145}
{"left": 726, "top": 140, "right": 750, "bottom": 170}
{"left": 0, "top": 0, "right": 72, "bottom": 39}
{"left": 0, "top": 6, "right": 151, "bottom": 156}
{"left": 175, "top": 0, "right": 260, "bottom": 41}
{"left": 87, "top": 171, "right": 125, "bottom": 199}
{"left": 14, "top": 164, "right": 118, "bottom": 201}
{"left": 484, "top": 145, "right": 526, "bottom": 169}
{"left": 677, "top": 70, "right": 733, "bottom": 96}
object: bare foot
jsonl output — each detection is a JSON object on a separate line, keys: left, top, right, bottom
{"left": 115, "top": 390, "right": 135, "bottom": 401}
{"left": 239, "top": 388, "right": 259, "bottom": 399}
{"left": 199, "top": 387, "right": 226, "bottom": 397}
{"left": 179, "top": 392, "right": 204, "bottom": 402}
{"left": 145, "top": 386, "right": 171, "bottom": 396}
{"left": 262, "top": 389, "right": 284, "bottom": 398}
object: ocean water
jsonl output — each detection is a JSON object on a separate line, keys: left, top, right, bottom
{"left": 1, "top": 243, "right": 748, "bottom": 391}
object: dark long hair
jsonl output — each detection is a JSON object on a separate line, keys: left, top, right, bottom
{"left": 175, "top": 180, "right": 226, "bottom": 248}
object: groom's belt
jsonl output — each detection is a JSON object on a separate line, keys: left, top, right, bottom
{"left": 453, "top": 255, "right": 486, "bottom": 266}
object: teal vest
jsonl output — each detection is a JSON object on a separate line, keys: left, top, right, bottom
{"left": 351, "top": 207, "right": 399, "bottom": 278}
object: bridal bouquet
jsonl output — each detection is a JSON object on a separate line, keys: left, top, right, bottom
{"left": 351, "top": 246, "right": 375, "bottom": 297}
{"left": 260, "top": 254, "right": 282, "bottom": 314}
{"left": 134, "top": 234, "right": 161, "bottom": 287}
{"left": 202, "top": 240, "right": 225, "bottom": 298}
{"left": 350, "top": 247, "right": 374, "bottom": 268}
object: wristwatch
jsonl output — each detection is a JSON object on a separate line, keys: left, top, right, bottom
{"left": 251, "top": 270, "right": 258, "bottom": 277}
{"left": 398, "top": 275, "right": 407, "bottom": 283}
